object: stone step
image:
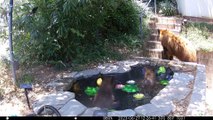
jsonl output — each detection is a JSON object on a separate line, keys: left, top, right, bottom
{"left": 145, "top": 52, "right": 162, "bottom": 59}
{"left": 149, "top": 33, "right": 159, "bottom": 41}
{"left": 150, "top": 17, "right": 157, "bottom": 22}
{"left": 148, "top": 22, "right": 156, "bottom": 29}
{"left": 146, "top": 41, "right": 163, "bottom": 49}
{"left": 158, "top": 17, "right": 183, "bottom": 24}
{"left": 156, "top": 23, "right": 182, "bottom": 30}
{"left": 149, "top": 22, "right": 181, "bottom": 31}
{"left": 149, "top": 29, "right": 180, "bottom": 37}
{"left": 150, "top": 16, "right": 183, "bottom": 24}
{"left": 144, "top": 48, "right": 163, "bottom": 58}
{"left": 146, "top": 48, "right": 163, "bottom": 52}
{"left": 149, "top": 29, "right": 159, "bottom": 35}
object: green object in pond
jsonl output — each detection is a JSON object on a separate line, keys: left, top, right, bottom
{"left": 84, "top": 87, "right": 98, "bottom": 96}
{"left": 133, "top": 93, "right": 145, "bottom": 100}
{"left": 157, "top": 66, "right": 166, "bottom": 75}
{"left": 122, "top": 84, "right": 139, "bottom": 93}
{"left": 160, "top": 80, "right": 169, "bottom": 86}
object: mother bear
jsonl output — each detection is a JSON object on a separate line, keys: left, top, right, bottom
{"left": 158, "top": 29, "right": 197, "bottom": 62}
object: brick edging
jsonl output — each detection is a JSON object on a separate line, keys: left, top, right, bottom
{"left": 183, "top": 16, "right": 213, "bottom": 24}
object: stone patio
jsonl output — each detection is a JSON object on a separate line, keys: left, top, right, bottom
{"left": 33, "top": 57, "right": 206, "bottom": 116}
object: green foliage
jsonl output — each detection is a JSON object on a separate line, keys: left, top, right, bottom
{"left": 0, "top": 0, "right": 28, "bottom": 42}
{"left": 180, "top": 22, "right": 213, "bottom": 52}
{"left": 13, "top": 0, "right": 141, "bottom": 66}
{"left": 158, "top": 0, "right": 178, "bottom": 16}
{"left": 16, "top": 72, "right": 34, "bottom": 87}
{"left": 21, "top": 73, "right": 34, "bottom": 84}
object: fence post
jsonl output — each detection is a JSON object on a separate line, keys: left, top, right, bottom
{"left": 154, "top": 0, "right": 157, "bottom": 15}
{"left": 8, "top": 0, "right": 16, "bottom": 85}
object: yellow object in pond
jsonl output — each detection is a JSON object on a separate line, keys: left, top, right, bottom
{"left": 97, "top": 78, "right": 102, "bottom": 86}
{"left": 133, "top": 93, "right": 145, "bottom": 100}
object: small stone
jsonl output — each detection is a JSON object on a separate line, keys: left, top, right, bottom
{"left": 169, "top": 73, "right": 194, "bottom": 88}
{"left": 108, "top": 109, "right": 136, "bottom": 116}
{"left": 116, "top": 60, "right": 139, "bottom": 68}
{"left": 56, "top": 74, "right": 63, "bottom": 79}
{"left": 134, "top": 104, "right": 172, "bottom": 116}
{"left": 81, "top": 107, "right": 101, "bottom": 116}
{"left": 63, "top": 72, "right": 78, "bottom": 79}
{"left": 93, "top": 109, "right": 108, "bottom": 116}
{"left": 45, "top": 78, "right": 74, "bottom": 91}
{"left": 172, "top": 73, "right": 194, "bottom": 83}
{"left": 74, "top": 68, "right": 101, "bottom": 79}
{"left": 33, "top": 92, "right": 75, "bottom": 114}
{"left": 151, "top": 95, "right": 175, "bottom": 110}
{"left": 144, "top": 60, "right": 150, "bottom": 65}
{"left": 59, "top": 99, "right": 87, "bottom": 116}
{"left": 154, "top": 85, "right": 192, "bottom": 102}
{"left": 100, "top": 64, "right": 130, "bottom": 74}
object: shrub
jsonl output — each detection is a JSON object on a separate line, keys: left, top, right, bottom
{"left": 180, "top": 22, "right": 213, "bottom": 52}
{"left": 158, "top": 0, "right": 178, "bottom": 16}
{"left": 13, "top": 0, "right": 140, "bottom": 65}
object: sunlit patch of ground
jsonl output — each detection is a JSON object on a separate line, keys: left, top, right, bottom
{"left": 205, "top": 71, "right": 213, "bottom": 115}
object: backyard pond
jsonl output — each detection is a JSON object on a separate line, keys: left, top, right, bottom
{"left": 69, "top": 64, "right": 174, "bottom": 110}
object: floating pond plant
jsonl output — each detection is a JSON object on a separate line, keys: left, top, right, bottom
{"left": 157, "top": 66, "right": 166, "bottom": 75}
{"left": 115, "top": 84, "right": 125, "bottom": 89}
{"left": 84, "top": 87, "right": 99, "bottom": 96}
{"left": 122, "top": 84, "right": 139, "bottom": 93}
{"left": 160, "top": 80, "right": 169, "bottom": 86}
{"left": 126, "top": 80, "right": 136, "bottom": 84}
{"left": 133, "top": 93, "right": 145, "bottom": 100}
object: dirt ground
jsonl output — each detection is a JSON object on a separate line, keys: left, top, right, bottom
{"left": 0, "top": 64, "right": 64, "bottom": 116}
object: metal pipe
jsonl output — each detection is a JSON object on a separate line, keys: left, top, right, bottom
{"left": 142, "top": 0, "right": 152, "bottom": 12}
{"left": 154, "top": 0, "right": 157, "bottom": 15}
{"left": 8, "top": 0, "right": 16, "bottom": 85}
{"left": 139, "top": 13, "right": 143, "bottom": 40}
{"left": 25, "top": 89, "right": 31, "bottom": 109}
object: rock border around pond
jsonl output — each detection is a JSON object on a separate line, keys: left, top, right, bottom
{"left": 33, "top": 58, "right": 205, "bottom": 116}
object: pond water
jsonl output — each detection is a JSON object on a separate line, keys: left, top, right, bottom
{"left": 69, "top": 64, "right": 174, "bottom": 110}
